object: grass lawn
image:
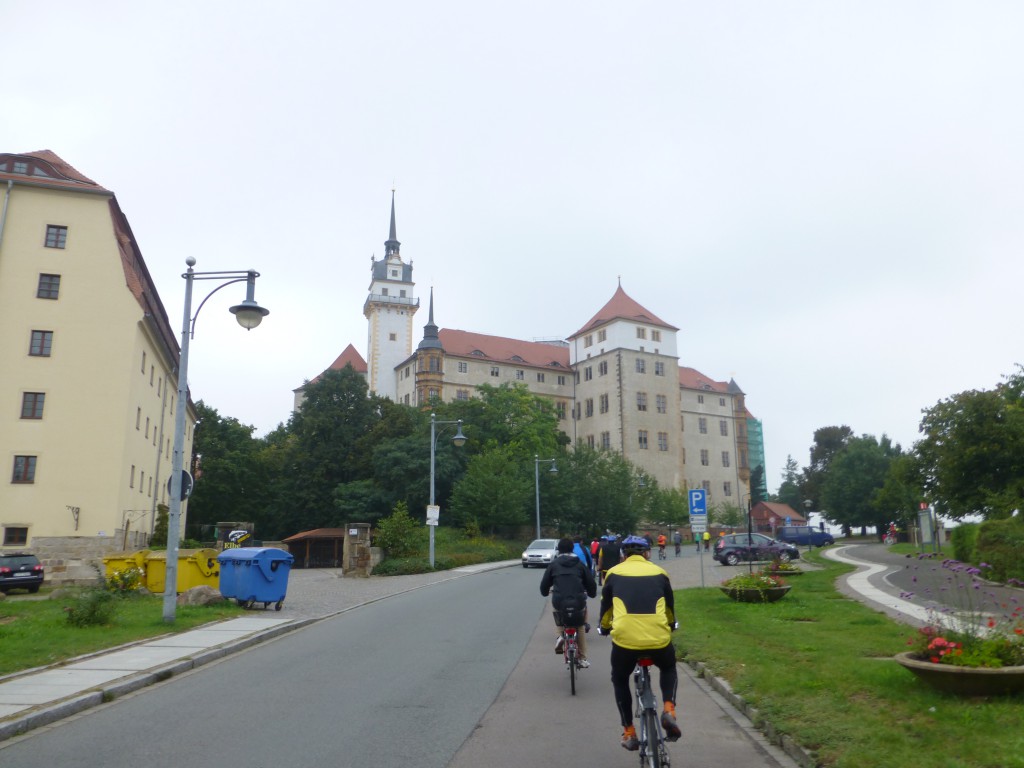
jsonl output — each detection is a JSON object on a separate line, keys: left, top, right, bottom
{"left": 673, "top": 551, "right": 1024, "bottom": 768}
{"left": 0, "top": 591, "right": 245, "bottom": 678}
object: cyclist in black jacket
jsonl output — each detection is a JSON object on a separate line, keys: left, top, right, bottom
{"left": 540, "top": 538, "right": 598, "bottom": 667}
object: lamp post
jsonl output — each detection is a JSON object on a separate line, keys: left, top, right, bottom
{"left": 429, "top": 413, "right": 467, "bottom": 568}
{"left": 534, "top": 455, "right": 558, "bottom": 539}
{"left": 745, "top": 494, "right": 754, "bottom": 575}
{"left": 163, "top": 258, "right": 268, "bottom": 622}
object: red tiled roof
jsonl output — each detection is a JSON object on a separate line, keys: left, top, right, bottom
{"left": 439, "top": 329, "right": 570, "bottom": 369}
{"left": 678, "top": 366, "right": 729, "bottom": 393}
{"left": 0, "top": 150, "right": 107, "bottom": 191}
{"left": 571, "top": 284, "right": 678, "bottom": 338}
{"left": 297, "top": 344, "right": 368, "bottom": 390}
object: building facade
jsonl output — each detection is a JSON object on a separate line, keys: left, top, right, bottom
{"left": 302, "top": 197, "right": 763, "bottom": 505}
{"left": 0, "top": 151, "right": 195, "bottom": 582}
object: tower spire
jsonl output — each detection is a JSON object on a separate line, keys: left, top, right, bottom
{"left": 385, "top": 189, "right": 400, "bottom": 257}
{"left": 418, "top": 287, "right": 442, "bottom": 349}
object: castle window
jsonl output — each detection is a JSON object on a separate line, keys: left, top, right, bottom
{"left": 723, "top": 481, "right": 732, "bottom": 497}
{"left": 37, "top": 274, "right": 61, "bottom": 299}
{"left": 722, "top": 451, "right": 731, "bottom": 467}
{"left": 601, "top": 431, "right": 611, "bottom": 449}
{"left": 654, "top": 361, "right": 665, "bottom": 376}
{"left": 556, "top": 402, "right": 567, "bottom": 420}
{"left": 652, "top": 330, "right": 661, "bottom": 342}
{"left": 598, "top": 361, "right": 608, "bottom": 376}
{"left": 637, "top": 392, "right": 647, "bottom": 412}
{"left": 656, "top": 395, "right": 667, "bottom": 413}
{"left": 584, "top": 366, "right": 593, "bottom": 381}
{"left": 585, "top": 398, "right": 594, "bottom": 417}
{"left": 636, "top": 327, "right": 646, "bottom": 339}
{"left": 537, "top": 372, "right": 545, "bottom": 383}
{"left": 658, "top": 432, "right": 669, "bottom": 451}
{"left": 515, "top": 369, "right": 525, "bottom": 380}
{"left": 21, "top": 392, "right": 45, "bottom": 419}
{"left": 12, "top": 455, "right": 37, "bottom": 483}
{"left": 599, "top": 394, "right": 609, "bottom": 413}
{"left": 29, "top": 330, "right": 53, "bottom": 357}
{"left": 597, "top": 329, "right": 607, "bottom": 342}
{"left": 700, "top": 449, "right": 709, "bottom": 466}
{"left": 720, "top": 420, "right": 728, "bottom": 436}
{"left": 584, "top": 334, "right": 593, "bottom": 347}
{"left": 699, "top": 417, "right": 707, "bottom": 434}
{"left": 557, "top": 375, "right": 566, "bottom": 386}
{"left": 490, "top": 366, "right": 500, "bottom": 377}
{"left": 45, "top": 225, "right": 67, "bottom": 249}
{"left": 458, "top": 362, "right": 468, "bottom": 373}
{"left": 638, "top": 430, "right": 649, "bottom": 449}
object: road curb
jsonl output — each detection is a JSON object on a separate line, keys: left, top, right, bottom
{"left": 687, "top": 659, "right": 817, "bottom": 768}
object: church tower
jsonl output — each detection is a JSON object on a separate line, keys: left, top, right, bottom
{"left": 363, "top": 192, "right": 419, "bottom": 399}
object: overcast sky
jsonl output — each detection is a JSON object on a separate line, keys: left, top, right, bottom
{"left": 6, "top": 2, "right": 1022, "bottom": 493}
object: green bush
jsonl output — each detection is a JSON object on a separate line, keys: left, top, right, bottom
{"left": 106, "top": 566, "right": 145, "bottom": 594}
{"left": 374, "top": 502, "right": 420, "bottom": 557}
{"left": 975, "top": 516, "right": 1024, "bottom": 581}
{"left": 950, "top": 522, "right": 980, "bottom": 562}
{"left": 65, "top": 589, "right": 117, "bottom": 627}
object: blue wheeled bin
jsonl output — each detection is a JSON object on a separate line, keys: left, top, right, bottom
{"left": 216, "top": 547, "right": 294, "bottom": 611}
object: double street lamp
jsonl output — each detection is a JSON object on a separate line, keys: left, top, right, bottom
{"left": 534, "top": 455, "right": 558, "bottom": 539}
{"left": 428, "top": 413, "right": 467, "bottom": 568}
{"left": 163, "top": 258, "right": 268, "bottom": 622}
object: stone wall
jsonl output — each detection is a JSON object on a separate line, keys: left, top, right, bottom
{"left": 29, "top": 534, "right": 149, "bottom": 587}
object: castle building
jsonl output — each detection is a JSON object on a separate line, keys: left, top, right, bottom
{"left": 0, "top": 151, "right": 195, "bottom": 582}
{"left": 299, "top": 196, "right": 762, "bottom": 502}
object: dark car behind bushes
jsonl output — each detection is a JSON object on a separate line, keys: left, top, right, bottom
{"left": 713, "top": 534, "right": 799, "bottom": 566}
{"left": 0, "top": 552, "right": 44, "bottom": 593}
{"left": 775, "top": 526, "right": 835, "bottom": 547}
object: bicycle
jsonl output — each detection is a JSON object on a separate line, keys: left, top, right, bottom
{"left": 883, "top": 532, "right": 897, "bottom": 545}
{"left": 657, "top": 545, "right": 667, "bottom": 561}
{"left": 560, "top": 624, "right": 587, "bottom": 695}
{"left": 633, "top": 657, "right": 671, "bottom": 767}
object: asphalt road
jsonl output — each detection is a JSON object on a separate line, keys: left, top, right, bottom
{"left": 0, "top": 569, "right": 545, "bottom": 768}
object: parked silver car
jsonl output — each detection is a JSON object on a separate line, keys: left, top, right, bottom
{"left": 521, "top": 538, "right": 559, "bottom": 568}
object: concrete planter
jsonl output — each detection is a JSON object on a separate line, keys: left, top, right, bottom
{"left": 894, "top": 652, "right": 1024, "bottom": 696}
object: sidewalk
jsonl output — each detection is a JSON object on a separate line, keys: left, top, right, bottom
{"left": 0, "top": 560, "right": 515, "bottom": 743}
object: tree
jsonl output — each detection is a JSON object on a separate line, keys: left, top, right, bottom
{"left": 775, "top": 456, "right": 803, "bottom": 510}
{"left": 448, "top": 445, "right": 533, "bottom": 533}
{"left": 821, "top": 435, "right": 901, "bottom": 533}
{"left": 801, "top": 425, "right": 854, "bottom": 509}
{"left": 709, "top": 501, "right": 745, "bottom": 530}
{"left": 874, "top": 453, "right": 924, "bottom": 530}
{"left": 185, "top": 402, "right": 264, "bottom": 540}
{"left": 915, "top": 371, "right": 1024, "bottom": 520}
{"left": 749, "top": 464, "right": 767, "bottom": 505}
{"left": 285, "top": 367, "right": 385, "bottom": 531}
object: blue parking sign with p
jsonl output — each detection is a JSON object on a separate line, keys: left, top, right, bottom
{"left": 688, "top": 489, "right": 706, "bottom": 516}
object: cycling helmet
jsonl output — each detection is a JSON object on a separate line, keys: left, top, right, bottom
{"left": 620, "top": 535, "right": 651, "bottom": 555}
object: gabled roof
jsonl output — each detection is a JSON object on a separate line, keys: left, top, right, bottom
{"left": 0, "top": 150, "right": 107, "bottom": 191}
{"left": 679, "top": 366, "right": 730, "bottom": 393}
{"left": 296, "top": 344, "right": 367, "bottom": 391}
{"left": 570, "top": 284, "right": 678, "bottom": 338}
{"left": 439, "top": 329, "right": 570, "bottom": 369}
{"left": 752, "top": 502, "right": 807, "bottom": 525}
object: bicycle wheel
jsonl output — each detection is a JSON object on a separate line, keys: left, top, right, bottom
{"left": 643, "top": 709, "right": 662, "bottom": 768}
{"left": 567, "top": 640, "right": 576, "bottom": 696}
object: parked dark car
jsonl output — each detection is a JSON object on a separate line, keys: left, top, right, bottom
{"left": 713, "top": 534, "right": 799, "bottom": 566}
{"left": 0, "top": 552, "right": 44, "bottom": 593}
{"left": 775, "top": 525, "right": 835, "bottom": 547}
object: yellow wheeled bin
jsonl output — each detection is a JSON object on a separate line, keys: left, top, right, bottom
{"left": 101, "top": 550, "right": 150, "bottom": 581}
{"left": 144, "top": 548, "right": 220, "bottom": 594}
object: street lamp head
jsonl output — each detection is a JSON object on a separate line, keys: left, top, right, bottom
{"left": 230, "top": 299, "right": 270, "bottom": 330}
{"left": 452, "top": 420, "right": 467, "bottom": 447}
{"left": 549, "top": 462, "right": 558, "bottom": 474}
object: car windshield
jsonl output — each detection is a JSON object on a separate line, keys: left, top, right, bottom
{"left": 1, "top": 556, "right": 37, "bottom": 567}
{"left": 527, "top": 539, "right": 557, "bottom": 550}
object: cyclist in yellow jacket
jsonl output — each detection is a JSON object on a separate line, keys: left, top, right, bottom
{"left": 598, "top": 535, "right": 680, "bottom": 751}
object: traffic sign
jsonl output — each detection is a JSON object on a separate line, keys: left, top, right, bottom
{"left": 167, "top": 469, "right": 193, "bottom": 499}
{"left": 688, "top": 489, "right": 706, "bottom": 516}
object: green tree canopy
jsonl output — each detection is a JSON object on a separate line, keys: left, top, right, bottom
{"left": 821, "top": 435, "right": 901, "bottom": 532}
{"left": 915, "top": 369, "right": 1024, "bottom": 520}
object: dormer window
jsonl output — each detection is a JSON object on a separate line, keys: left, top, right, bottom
{"left": 391, "top": 270, "right": 398, "bottom": 278}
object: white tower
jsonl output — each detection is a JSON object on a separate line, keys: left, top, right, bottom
{"left": 363, "top": 192, "right": 418, "bottom": 399}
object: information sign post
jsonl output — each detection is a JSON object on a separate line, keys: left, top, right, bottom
{"left": 689, "top": 490, "right": 708, "bottom": 587}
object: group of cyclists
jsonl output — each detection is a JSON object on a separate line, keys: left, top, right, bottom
{"left": 539, "top": 532, "right": 681, "bottom": 751}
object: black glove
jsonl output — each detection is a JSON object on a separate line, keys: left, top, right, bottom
{"left": 670, "top": 622, "right": 679, "bottom": 631}
{"left": 597, "top": 626, "right": 609, "bottom": 636}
